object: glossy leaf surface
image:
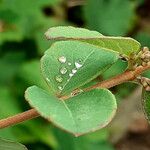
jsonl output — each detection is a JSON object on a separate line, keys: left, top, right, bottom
{"left": 41, "top": 40, "right": 119, "bottom": 95}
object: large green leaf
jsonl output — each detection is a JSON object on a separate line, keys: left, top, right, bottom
{"left": 0, "top": 138, "right": 27, "bottom": 150}
{"left": 41, "top": 40, "right": 119, "bottom": 95}
{"left": 25, "top": 86, "right": 117, "bottom": 136}
{"left": 45, "top": 26, "right": 141, "bottom": 56}
{"left": 142, "top": 90, "right": 150, "bottom": 121}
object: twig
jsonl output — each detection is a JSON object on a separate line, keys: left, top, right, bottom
{"left": 67, "top": 0, "right": 85, "bottom": 7}
{"left": 0, "top": 64, "right": 150, "bottom": 129}
{"left": 0, "top": 109, "right": 39, "bottom": 129}
{"left": 84, "top": 65, "right": 150, "bottom": 92}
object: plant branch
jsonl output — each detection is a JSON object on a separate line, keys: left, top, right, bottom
{"left": 0, "top": 109, "right": 39, "bottom": 129}
{"left": 84, "top": 65, "right": 150, "bottom": 92}
{"left": 0, "top": 64, "right": 150, "bottom": 129}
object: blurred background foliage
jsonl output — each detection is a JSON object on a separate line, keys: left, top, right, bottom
{"left": 0, "top": 0, "right": 150, "bottom": 149}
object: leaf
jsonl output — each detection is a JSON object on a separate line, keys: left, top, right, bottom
{"left": 102, "top": 59, "right": 128, "bottom": 80}
{"left": 45, "top": 26, "right": 103, "bottom": 39}
{"left": 83, "top": 0, "right": 136, "bottom": 36}
{"left": 25, "top": 86, "right": 117, "bottom": 136}
{"left": 41, "top": 40, "right": 119, "bottom": 95}
{"left": 0, "top": 138, "right": 27, "bottom": 150}
{"left": 142, "top": 89, "right": 150, "bottom": 121}
{"left": 45, "top": 26, "right": 141, "bottom": 56}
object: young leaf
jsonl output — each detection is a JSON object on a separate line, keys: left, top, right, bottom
{"left": 41, "top": 41, "right": 119, "bottom": 95}
{"left": 142, "top": 89, "right": 150, "bottom": 121}
{"left": 25, "top": 86, "right": 117, "bottom": 136}
{"left": 0, "top": 138, "right": 28, "bottom": 150}
{"left": 45, "top": 26, "right": 141, "bottom": 56}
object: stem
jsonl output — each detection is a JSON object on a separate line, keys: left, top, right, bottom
{"left": 0, "top": 109, "right": 39, "bottom": 129}
{"left": 84, "top": 65, "right": 150, "bottom": 92}
{"left": 0, "top": 65, "right": 150, "bottom": 129}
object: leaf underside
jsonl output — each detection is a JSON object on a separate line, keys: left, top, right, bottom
{"left": 41, "top": 40, "right": 119, "bottom": 96}
{"left": 25, "top": 86, "right": 117, "bottom": 136}
{"left": 45, "top": 26, "right": 141, "bottom": 56}
{"left": 142, "top": 89, "right": 150, "bottom": 121}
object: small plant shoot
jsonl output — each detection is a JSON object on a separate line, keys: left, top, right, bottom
{"left": 25, "top": 26, "right": 150, "bottom": 135}
{"left": 0, "top": 26, "right": 150, "bottom": 148}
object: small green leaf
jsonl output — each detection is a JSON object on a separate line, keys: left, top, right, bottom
{"left": 45, "top": 26, "right": 141, "bottom": 56}
{"left": 41, "top": 41, "right": 119, "bottom": 95}
{"left": 0, "top": 138, "right": 27, "bottom": 150}
{"left": 142, "top": 89, "right": 150, "bottom": 121}
{"left": 25, "top": 86, "right": 117, "bottom": 136}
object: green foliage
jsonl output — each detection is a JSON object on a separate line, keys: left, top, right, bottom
{"left": 25, "top": 86, "right": 117, "bottom": 136}
{"left": 0, "top": 52, "right": 25, "bottom": 85}
{"left": 0, "top": 0, "right": 150, "bottom": 149}
{"left": 45, "top": 26, "right": 103, "bottom": 39}
{"left": 0, "top": 138, "right": 27, "bottom": 150}
{"left": 102, "top": 59, "right": 128, "bottom": 80}
{"left": 0, "top": 0, "right": 63, "bottom": 53}
{"left": 41, "top": 40, "right": 119, "bottom": 95}
{"left": 0, "top": 87, "right": 21, "bottom": 119}
{"left": 83, "top": 0, "right": 136, "bottom": 36}
{"left": 45, "top": 26, "right": 141, "bottom": 56}
{"left": 142, "top": 90, "right": 150, "bottom": 121}
{"left": 135, "top": 32, "right": 150, "bottom": 48}
{"left": 18, "top": 60, "right": 48, "bottom": 89}
{"left": 53, "top": 128, "right": 114, "bottom": 150}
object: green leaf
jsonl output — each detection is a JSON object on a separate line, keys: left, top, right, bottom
{"left": 142, "top": 89, "right": 150, "bottom": 121}
{"left": 0, "top": 138, "right": 27, "bottom": 150}
{"left": 102, "top": 59, "right": 128, "bottom": 80}
{"left": 41, "top": 41, "right": 119, "bottom": 95}
{"left": 25, "top": 86, "right": 117, "bottom": 136}
{"left": 45, "top": 26, "right": 103, "bottom": 39}
{"left": 83, "top": 0, "right": 136, "bottom": 36}
{"left": 45, "top": 26, "right": 141, "bottom": 56}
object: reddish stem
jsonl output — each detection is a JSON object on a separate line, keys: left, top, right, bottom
{"left": 0, "top": 65, "right": 150, "bottom": 129}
